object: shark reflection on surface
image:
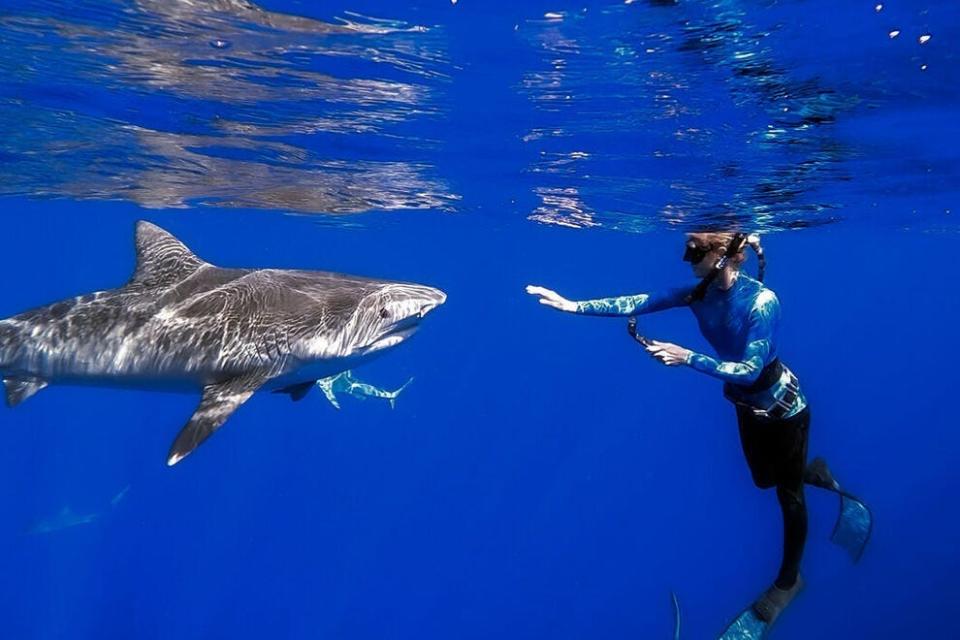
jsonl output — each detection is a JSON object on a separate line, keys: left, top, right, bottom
{"left": 0, "top": 0, "right": 455, "bottom": 216}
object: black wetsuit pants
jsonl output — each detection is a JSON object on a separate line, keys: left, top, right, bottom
{"left": 736, "top": 405, "right": 814, "bottom": 589}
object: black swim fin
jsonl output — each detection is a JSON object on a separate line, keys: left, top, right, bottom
{"left": 806, "top": 457, "right": 873, "bottom": 562}
{"left": 832, "top": 494, "right": 872, "bottom": 563}
{"left": 717, "top": 577, "right": 803, "bottom": 639}
{"left": 804, "top": 457, "right": 840, "bottom": 490}
{"left": 753, "top": 576, "right": 804, "bottom": 625}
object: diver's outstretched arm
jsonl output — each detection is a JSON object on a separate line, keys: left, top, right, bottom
{"left": 525, "top": 285, "right": 577, "bottom": 312}
{"left": 526, "top": 284, "right": 690, "bottom": 317}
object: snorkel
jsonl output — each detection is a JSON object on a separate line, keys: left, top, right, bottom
{"left": 628, "top": 232, "right": 765, "bottom": 344}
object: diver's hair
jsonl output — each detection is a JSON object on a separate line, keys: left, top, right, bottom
{"left": 686, "top": 232, "right": 747, "bottom": 268}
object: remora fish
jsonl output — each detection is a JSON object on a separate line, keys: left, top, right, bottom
{"left": 315, "top": 370, "right": 413, "bottom": 409}
{"left": 0, "top": 222, "right": 446, "bottom": 465}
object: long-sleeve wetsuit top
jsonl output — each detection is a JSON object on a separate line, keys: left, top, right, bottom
{"left": 574, "top": 274, "right": 807, "bottom": 418}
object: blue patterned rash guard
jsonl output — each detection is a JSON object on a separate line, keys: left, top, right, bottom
{"left": 574, "top": 274, "right": 807, "bottom": 418}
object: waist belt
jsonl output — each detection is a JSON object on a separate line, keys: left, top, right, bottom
{"left": 728, "top": 358, "right": 801, "bottom": 420}
{"left": 737, "top": 358, "right": 783, "bottom": 393}
{"left": 765, "top": 369, "right": 800, "bottom": 419}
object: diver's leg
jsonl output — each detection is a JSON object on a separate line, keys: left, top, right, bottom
{"left": 753, "top": 409, "right": 810, "bottom": 624}
{"left": 774, "top": 483, "right": 807, "bottom": 589}
{"left": 736, "top": 406, "right": 777, "bottom": 490}
{"left": 753, "top": 484, "right": 806, "bottom": 625}
{"left": 776, "top": 408, "right": 809, "bottom": 588}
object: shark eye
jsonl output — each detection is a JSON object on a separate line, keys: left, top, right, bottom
{"left": 379, "top": 308, "right": 391, "bottom": 319}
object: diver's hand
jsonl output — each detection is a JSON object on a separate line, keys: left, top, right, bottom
{"left": 525, "top": 285, "right": 577, "bottom": 312}
{"left": 645, "top": 340, "right": 692, "bottom": 366}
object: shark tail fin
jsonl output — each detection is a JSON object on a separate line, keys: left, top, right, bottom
{"left": 387, "top": 377, "right": 414, "bottom": 409}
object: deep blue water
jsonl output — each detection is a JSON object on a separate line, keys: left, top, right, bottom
{"left": 1, "top": 1, "right": 958, "bottom": 638}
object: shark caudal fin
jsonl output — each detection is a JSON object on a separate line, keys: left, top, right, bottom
{"left": 387, "top": 377, "right": 414, "bottom": 409}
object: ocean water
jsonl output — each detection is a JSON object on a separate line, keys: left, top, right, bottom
{"left": 0, "top": 0, "right": 957, "bottom": 638}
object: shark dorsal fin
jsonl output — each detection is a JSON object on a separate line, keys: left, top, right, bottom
{"left": 130, "top": 221, "right": 207, "bottom": 289}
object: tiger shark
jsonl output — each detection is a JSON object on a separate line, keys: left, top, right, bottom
{"left": 0, "top": 221, "right": 446, "bottom": 465}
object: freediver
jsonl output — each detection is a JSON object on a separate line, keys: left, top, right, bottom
{"left": 526, "top": 232, "right": 869, "bottom": 628}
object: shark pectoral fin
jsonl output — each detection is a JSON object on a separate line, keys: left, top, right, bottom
{"left": 274, "top": 381, "right": 314, "bottom": 402}
{"left": 315, "top": 377, "right": 341, "bottom": 410}
{"left": 166, "top": 373, "right": 268, "bottom": 466}
{"left": 4, "top": 377, "right": 48, "bottom": 408}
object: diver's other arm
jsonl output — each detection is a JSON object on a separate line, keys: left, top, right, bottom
{"left": 680, "top": 291, "right": 779, "bottom": 383}
{"left": 684, "top": 351, "right": 765, "bottom": 384}
{"left": 652, "top": 316, "right": 772, "bottom": 383}
{"left": 526, "top": 284, "right": 690, "bottom": 317}
{"left": 644, "top": 340, "right": 766, "bottom": 382}
{"left": 644, "top": 340, "right": 693, "bottom": 366}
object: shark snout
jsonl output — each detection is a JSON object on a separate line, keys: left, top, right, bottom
{"left": 417, "top": 288, "right": 447, "bottom": 318}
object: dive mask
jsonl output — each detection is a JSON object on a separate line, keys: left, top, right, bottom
{"left": 683, "top": 241, "right": 710, "bottom": 265}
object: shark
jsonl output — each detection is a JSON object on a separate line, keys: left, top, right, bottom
{"left": 26, "top": 506, "right": 100, "bottom": 535}
{"left": 0, "top": 221, "right": 446, "bottom": 465}
{"left": 25, "top": 485, "right": 130, "bottom": 535}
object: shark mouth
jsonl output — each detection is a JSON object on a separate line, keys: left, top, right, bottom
{"left": 369, "top": 319, "right": 420, "bottom": 352}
